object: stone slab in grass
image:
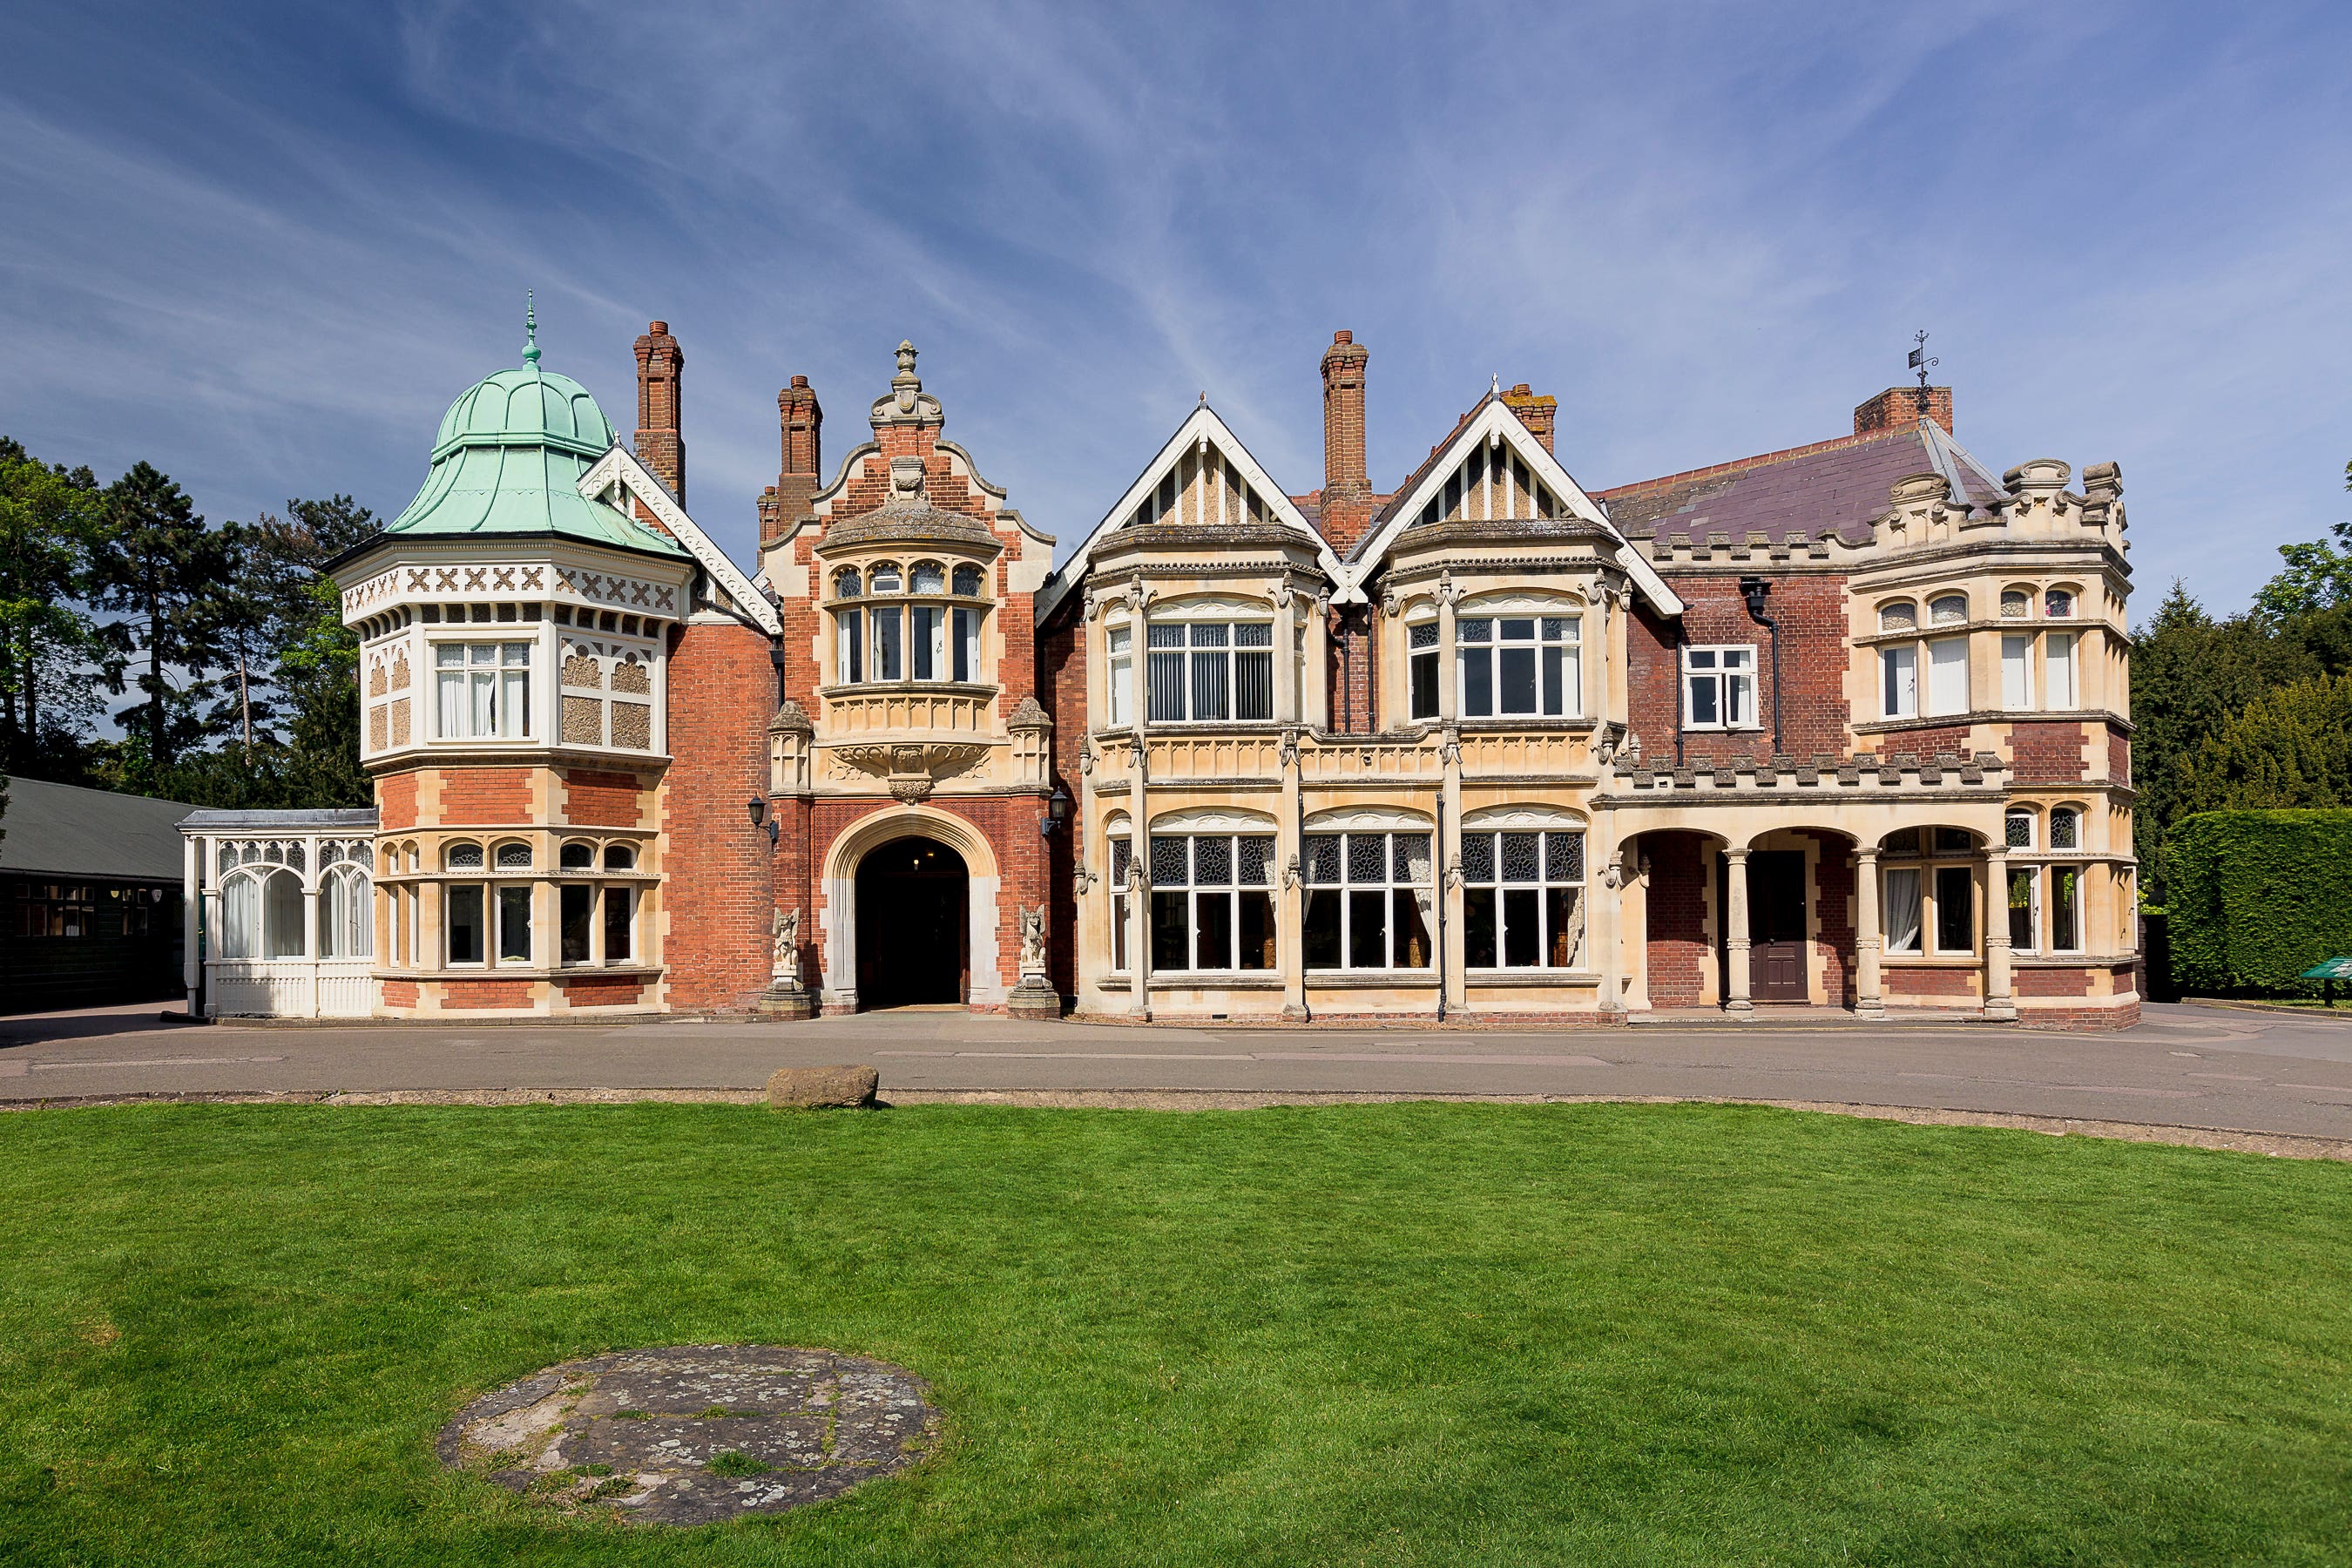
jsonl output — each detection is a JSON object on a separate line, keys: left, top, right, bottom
{"left": 437, "top": 1345, "right": 937, "bottom": 1525}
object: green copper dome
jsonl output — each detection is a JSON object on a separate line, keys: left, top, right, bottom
{"left": 383, "top": 314, "right": 688, "bottom": 558}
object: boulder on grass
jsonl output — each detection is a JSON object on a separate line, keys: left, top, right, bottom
{"left": 766, "top": 1064, "right": 880, "bottom": 1110}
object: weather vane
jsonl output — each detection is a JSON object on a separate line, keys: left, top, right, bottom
{"left": 1908, "top": 328, "right": 1937, "bottom": 389}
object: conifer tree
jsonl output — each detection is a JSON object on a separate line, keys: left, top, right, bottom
{"left": 90, "top": 461, "right": 226, "bottom": 786}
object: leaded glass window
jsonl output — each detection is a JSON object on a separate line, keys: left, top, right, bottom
{"left": 1462, "top": 828, "right": 1585, "bottom": 969}
{"left": 1303, "top": 830, "right": 1433, "bottom": 970}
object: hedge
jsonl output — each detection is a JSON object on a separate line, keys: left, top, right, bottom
{"left": 2165, "top": 809, "right": 2352, "bottom": 996}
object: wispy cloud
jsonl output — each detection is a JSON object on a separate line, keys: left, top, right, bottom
{"left": 3, "top": 0, "right": 2346, "bottom": 610}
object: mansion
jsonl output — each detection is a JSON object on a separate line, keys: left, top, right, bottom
{"left": 180, "top": 316, "right": 2140, "bottom": 1028}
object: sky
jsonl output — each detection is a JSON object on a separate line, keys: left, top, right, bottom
{"left": 4, "top": 0, "right": 2349, "bottom": 618}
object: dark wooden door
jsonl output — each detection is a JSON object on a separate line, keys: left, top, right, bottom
{"left": 1747, "top": 850, "right": 1808, "bottom": 1003}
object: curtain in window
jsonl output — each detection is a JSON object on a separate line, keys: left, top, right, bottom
{"left": 1927, "top": 637, "right": 1969, "bottom": 714}
{"left": 836, "top": 610, "right": 862, "bottom": 683}
{"left": 2002, "top": 634, "right": 2033, "bottom": 709}
{"left": 1884, "top": 868, "right": 1923, "bottom": 953}
{"left": 872, "top": 607, "right": 903, "bottom": 681}
{"left": 263, "top": 869, "right": 306, "bottom": 958}
{"left": 220, "top": 873, "right": 260, "bottom": 959}
{"left": 1881, "top": 645, "right": 1917, "bottom": 718}
{"left": 2045, "top": 632, "right": 2077, "bottom": 707}
{"left": 1147, "top": 625, "right": 1186, "bottom": 721}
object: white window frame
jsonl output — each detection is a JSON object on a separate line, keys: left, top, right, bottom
{"left": 1681, "top": 645, "right": 1757, "bottom": 731}
{"left": 1456, "top": 614, "right": 1580, "bottom": 720}
{"left": 2045, "top": 632, "right": 2078, "bottom": 709}
{"left": 1105, "top": 625, "right": 1132, "bottom": 728}
{"left": 1461, "top": 828, "right": 1587, "bottom": 970}
{"left": 1301, "top": 830, "right": 1436, "bottom": 971}
{"left": 2001, "top": 632, "right": 2034, "bottom": 709}
{"left": 1926, "top": 635, "right": 1970, "bottom": 716}
{"left": 1881, "top": 644, "right": 1918, "bottom": 720}
{"left": 1146, "top": 621, "right": 1275, "bottom": 724}
{"left": 432, "top": 639, "right": 532, "bottom": 740}
{"left": 1148, "top": 833, "right": 1277, "bottom": 971}
{"left": 1407, "top": 618, "right": 1440, "bottom": 720}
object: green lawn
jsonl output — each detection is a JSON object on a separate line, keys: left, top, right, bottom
{"left": 3, "top": 1102, "right": 2349, "bottom": 1566}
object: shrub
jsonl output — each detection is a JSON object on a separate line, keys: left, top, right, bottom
{"left": 2165, "top": 809, "right": 2352, "bottom": 995}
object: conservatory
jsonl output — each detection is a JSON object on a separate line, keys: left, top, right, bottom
{"left": 179, "top": 808, "right": 381, "bottom": 1018}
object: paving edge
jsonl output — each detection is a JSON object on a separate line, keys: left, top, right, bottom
{"left": 1, "top": 1085, "right": 2345, "bottom": 1162}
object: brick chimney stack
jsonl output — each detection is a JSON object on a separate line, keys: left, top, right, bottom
{"left": 1315, "top": 330, "right": 1380, "bottom": 554}
{"left": 1854, "top": 384, "right": 1953, "bottom": 436}
{"left": 632, "top": 321, "right": 685, "bottom": 501}
{"left": 765, "top": 374, "right": 825, "bottom": 549}
{"left": 1501, "top": 382, "right": 1556, "bottom": 453}
{"left": 1321, "top": 330, "right": 1370, "bottom": 496}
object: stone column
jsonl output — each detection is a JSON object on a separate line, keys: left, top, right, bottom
{"left": 1983, "top": 845, "right": 2017, "bottom": 1019}
{"left": 1594, "top": 841, "right": 1623, "bottom": 1017}
{"left": 1440, "top": 727, "right": 1465, "bottom": 1017}
{"left": 182, "top": 833, "right": 201, "bottom": 1015}
{"left": 1854, "top": 846, "right": 1883, "bottom": 1018}
{"left": 1723, "top": 844, "right": 1754, "bottom": 1016}
{"left": 1307, "top": 594, "right": 1331, "bottom": 730}
{"left": 1436, "top": 588, "right": 1460, "bottom": 724}
{"left": 1279, "top": 731, "right": 1307, "bottom": 1021}
{"left": 1274, "top": 584, "right": 1300, "bottom": 726}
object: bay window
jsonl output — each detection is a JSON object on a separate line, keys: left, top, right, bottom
{"left": 1302, "top": 830, "right": 1434, "bottom": 970}
{"left": 1682, "top": 645, "right": 1756, "bottom": 730}
{"left": 434, "top": 642, "right": 531, "bottom": 740}
{"left": 1462, "top": 829, "right": 1585, "bottom": 969}
{"left": 1149, "top": 834, "right": 1275, "bottom": 971}
{"left": 830, "top": 558, "right": 989, "bottom": 687}
{"left": 1880, "top": 829, "right": 1979, "bottom": 956}
{"left": 1458, "top": 615, "right": 1578, "bottom": 718}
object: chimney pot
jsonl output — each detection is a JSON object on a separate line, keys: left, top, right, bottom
{"left": 791, "top": 374, "right": 808, "bottom": 389}
{"left": 647, "top": 320, "right": 668, "bottom": 335}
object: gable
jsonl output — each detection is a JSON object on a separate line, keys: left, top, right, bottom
{"left": 1347, "top": 398, "right": 1683, "bottom": 617}
{"left": 1037, "top": 404, "right": 1357, "bottom": 623}
{"left": 579, "top": 446, "right": 782, "bottom": 636}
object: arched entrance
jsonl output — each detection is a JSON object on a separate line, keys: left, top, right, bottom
{"left": 854, "top": 835, "right": 970, "bottom": 1007}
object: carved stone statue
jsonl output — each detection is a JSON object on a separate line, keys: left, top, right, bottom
{"left": 771, "top": 906, "right": 801, "bottom": 983}
{"left": 1019, "top": 905, "right": 1047, "bottom": 977}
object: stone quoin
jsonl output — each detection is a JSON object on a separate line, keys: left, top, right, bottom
{"left": 180, "top": 317, "right": 2139, "bottom": 1030}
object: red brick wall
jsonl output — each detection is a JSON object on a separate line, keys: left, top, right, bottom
{"left": 560, "top": 975, "right": 645, "bottom": 1006}
{"left": 1329, "top": 605, "right": 1377, "bottom": 733}
{"left": 2107, "top": 726, "right": 2130, "bottom": 785}
{"left": 382, "top": 979, "right": 417, "bottom": 1008}
{"left": 378, "top": 772, "right": 418, "bottom": 831}
{"left": 562, "top": 769, "right": 649, "bottom": 828}
{"left": 1887, "top": 966, "right": 1973, "bottom": 997}
{"left": 2017, "top": 966, "right": 2092, "bottom": 997}
{"left": 440, "top": 979, "right": 531, "bottom": 1009}
{"left": 1808, "top": 832, "right": 1855, "bottom": 1006}
{"left": 1871, "top": 725, "right": 1974, "bottom": 760}
{"left": 660, "top": 619, "right": 777, "bottom": 1010}
{"left": 1643, "top": 831, "right": 1710, "bottom": 1006}
{"left": 439, "top": 768, "right": 531, "bottom": 824}
{"left": 1627, "top": 575, "right": 1849, "bottom": 764}
{"left": 2010, "top": 721, "right": 2087, "bottom": 783}
{"left": 1039, "top": 610, "right": 1087, "bottom": 997}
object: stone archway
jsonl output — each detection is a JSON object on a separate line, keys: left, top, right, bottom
{"left": 819, "top": 805, "right": 1005, "bottom": 1011}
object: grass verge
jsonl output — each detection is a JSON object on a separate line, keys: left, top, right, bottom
{"left": 1, "top": 1100, "right": 2348, "bottom": 1565}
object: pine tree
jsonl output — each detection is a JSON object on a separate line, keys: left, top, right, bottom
{"left": 90, "top": 462, "right": 227, "bottom": 787}
{"left": 2127, "top": 581, "right": 2315, "bottom": 841}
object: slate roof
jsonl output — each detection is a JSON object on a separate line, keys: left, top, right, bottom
{"left": 1594, "top": 423, "right": 2008, "bottom": 546}
{"left": 0, "top": 776, "right": 200, "bottom": 881}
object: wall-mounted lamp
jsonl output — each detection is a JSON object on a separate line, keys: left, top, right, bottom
{"left": 1039, "top": 783, "right": 1071, "bottom": 839}
{"left": 747, "top": 796, "right": 778, "bottom": 846}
